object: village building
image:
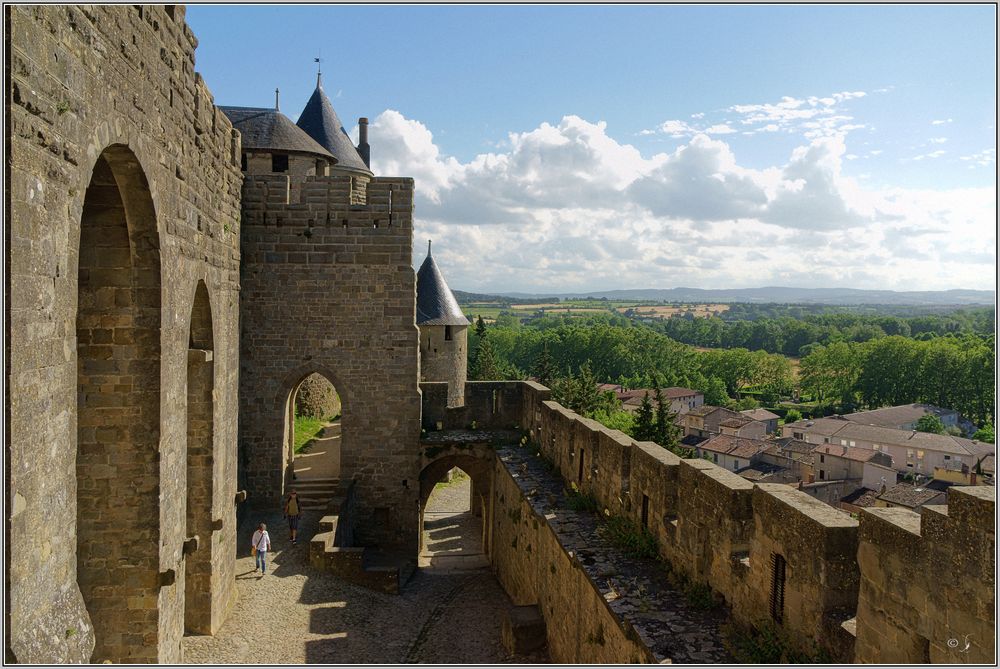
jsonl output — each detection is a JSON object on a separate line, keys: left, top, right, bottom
{"left": 782, "top": 416, "right": 995, "bottom": 476}
{"left": 718, "top": 414, "right": 767, "bottom": 439}
{"left": 875, "top": 482, "right": 949, "bottom": 511}
{"left": 843, "top": 403, "right": 962, "bottom": 432}
{"left": 680, "top": 404, "right": 744, "bottom": 438}
{"left": 740, "top": 408, "right": 780, "bottom": 434}
{"left": 695, "top": 434, "right": 771, "bottom": 472}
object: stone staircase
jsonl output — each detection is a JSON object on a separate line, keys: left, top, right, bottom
{"left": 290, "top": 477, "right": 340, "bottom": 511}
{"left": 308, "top": 481, "right": 415, "bottom": 594}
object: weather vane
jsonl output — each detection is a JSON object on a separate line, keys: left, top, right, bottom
{"left": 314, "top": 50, "right": 323, "bottom": 86}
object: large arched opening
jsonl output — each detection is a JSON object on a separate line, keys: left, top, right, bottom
{"left": 283, "top": 371, "right": 343, "bottom": 511}
{"left": 75, "top": 145, "right": 161, "bottom": 662}
{"left": 418, "top": 456, "right": 492, "bottom": 571}
{"left": 184, "top": 280, "right": 214, "bottom": 635}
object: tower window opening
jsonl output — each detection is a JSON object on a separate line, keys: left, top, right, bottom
{"left": 444, "top": 326, "right": 453, "bottom": 341}
{"left": 241, "top": 153, "right": 248, "bottom": 172}
{"left": 271, "top": 153, "right": 289, "bottom": 173}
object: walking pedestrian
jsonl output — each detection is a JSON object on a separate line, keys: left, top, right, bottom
{"left": 284, "top": 490, "right": 301, "bottom": 544}
{"left": 251, "top": 523, "right": 271, "bottom": 575}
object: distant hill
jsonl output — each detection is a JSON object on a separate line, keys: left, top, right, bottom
{"left": 455, "top": 287, "right": 995, "bottom": 306}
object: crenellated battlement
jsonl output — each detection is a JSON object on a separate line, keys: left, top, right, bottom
{"left": 422, "top": 380, "right": 996, "bottom": 664}
{"left": 854, "top": 485, "right": 995, "bottom": 663}
{"left": 242, "top": 174, "right": 414, "bottom": 227}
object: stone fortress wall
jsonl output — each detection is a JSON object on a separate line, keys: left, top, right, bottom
{"left": 237, "top": 173, "right": 422, "bottom": 552}
{"left": 425, "top": 381, "right": 996, "bottom": 664}
{"left": 7, "top": 5, "right": 242, "bottom": 663}
{"left": 6, "top": 3, "right": 995, "bottom": 665}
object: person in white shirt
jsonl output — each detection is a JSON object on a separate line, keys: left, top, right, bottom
{"left": 251, "top": 523, "right": 272, "bottom": 575}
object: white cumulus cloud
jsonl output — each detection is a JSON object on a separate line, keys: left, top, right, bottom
{"left": 366, "top": 109, "right": 995, "bottom": 293}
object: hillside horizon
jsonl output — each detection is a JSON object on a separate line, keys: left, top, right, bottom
{"left": 454, "top": 286, "right": 995, "bottom": 306}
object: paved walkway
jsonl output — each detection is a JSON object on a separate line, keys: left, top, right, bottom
{"left": 183, "top": 477, "right": 547, "bottom": 664}
{"left": 419, "top": 473, "right": 489, "bottom": 571}
{"left": 292, "top": 421, "right": 340, "bottom": 480}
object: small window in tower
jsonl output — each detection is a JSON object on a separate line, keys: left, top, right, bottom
{"left": 316, "top": 159, "right": 326, "bottom": 176}
{"left": 445, "top": 326, "right": 453, "bottom": 341}
{"left": 272, "top": 154, "right": 289, "bottom": 173}
{"left": 241, "top": 153, "right": 248, "bottom": 172}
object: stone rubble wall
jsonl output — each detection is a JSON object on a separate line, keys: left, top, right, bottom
{"left": 7, "top": 5, "right": 242, "bottom": 664}
{"left": 423, "top": 380, "right": 997, "bottom": 663}
{"left": 237, "top": 174, "right": 421, "bottom": 552}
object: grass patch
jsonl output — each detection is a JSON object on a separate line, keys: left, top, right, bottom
{"left": 293, "top": 414, "right": 336, "bottom": 453}
{"left": 598, "top": 515, "right": 659, "bottom": 560}
{"left": 722, "top": 621, "right": 830, "bottom": 664}
{"left": 661, "top": 560, "right": 723, "bottom": 611}
{"left": 565, "top": 486, "right": 600, "bottom": 513}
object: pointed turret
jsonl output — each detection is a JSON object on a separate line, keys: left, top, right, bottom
{"left": 416, "top": 241, "right": 469, "bottom": 326}
{"left": 416, "top": 241, "right": 469, "bottom": 407}
{"left": 296, "top": 74, "right": 373, "bottom": 177}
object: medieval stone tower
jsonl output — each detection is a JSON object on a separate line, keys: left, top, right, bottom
{"left": 416, "top": 242, "right": 470, "bottom": 407}
{"left": 222, "top": 76, "right": 422, "bottom": 554}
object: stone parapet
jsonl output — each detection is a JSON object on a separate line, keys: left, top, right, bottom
{"left": 488, "top": 447, "right": 733, "bottom": 663}
{"left": 854, "top": 487, "right": 995, "bottom": 663}
{"left": 481, "top": 381, "right": 995, "bottom": 664}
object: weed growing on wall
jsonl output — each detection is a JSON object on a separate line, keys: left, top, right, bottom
{"left": 722, "top": 621, "right": 829, "bottom": 663}
{"left": 598, "top": 516, "right": 659, "bottom": 560}
{"left": 660, "top": 560, "right": 722, "bottom": 611}
{"left": 565, "top": 485, "right": 600, "bottom": 512}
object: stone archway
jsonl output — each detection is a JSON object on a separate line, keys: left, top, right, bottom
{"left": 184, "top": 280, "right": 214, "bottom": 635}
{"left": 418, "top": 454, "right": 493, "bottom": 569}
{"left": 279, "top": 368, "right": 347, "bottom": 512}
{"left": 75, "top": 144, "right": 161, "bottom": 663}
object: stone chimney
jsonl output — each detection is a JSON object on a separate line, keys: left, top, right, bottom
{"left": 358, "top": 117, "right": 370, "bottom": 168}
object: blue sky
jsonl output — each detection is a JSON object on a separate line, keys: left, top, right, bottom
{"left": 187, "top": 4, "right": 996, "bottom": 292}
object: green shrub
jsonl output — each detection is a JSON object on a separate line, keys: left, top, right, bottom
{"left": 565, "top": 487, "right": 599, "bottom": 513}
{"left": 722, "top": 621, "right": 829, "bottom": 664}
{"left": 599, "top": 515, "right": 658, "bottom": 560}
{"left": 683, "top": 580, "right": 717, "bottom": 610}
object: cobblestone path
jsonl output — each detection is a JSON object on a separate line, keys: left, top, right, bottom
{"left": 183, "top": 476, "right": 547, "bottom": 664}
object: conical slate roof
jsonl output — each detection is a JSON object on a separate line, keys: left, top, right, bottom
{"left": 296, "top": 76, "right": 373, "bottom": 176}
{"left": 219, "top": 106, "right": 334, "bottom": 160}
{"left": 416, "top": 242, "right": 470, "bottom": 326}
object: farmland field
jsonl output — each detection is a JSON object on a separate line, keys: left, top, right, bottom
{"left": 460, "top": 298, "right": 732, "bottom": 323}
{"left": 623, "top": 303, "right": 729, "bottom": 318}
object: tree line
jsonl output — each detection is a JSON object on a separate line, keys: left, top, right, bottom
{"left": 468, "top": 313, "right": 995, "bottom": 436}
{"left": 652, "top": 307, "right": 994, "bottom": 357}
{"left": 799, "top": 334, "right": 995, "bottom": 428}
{"left": 469, "top": 314, "right": 794, "bottom": 410}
